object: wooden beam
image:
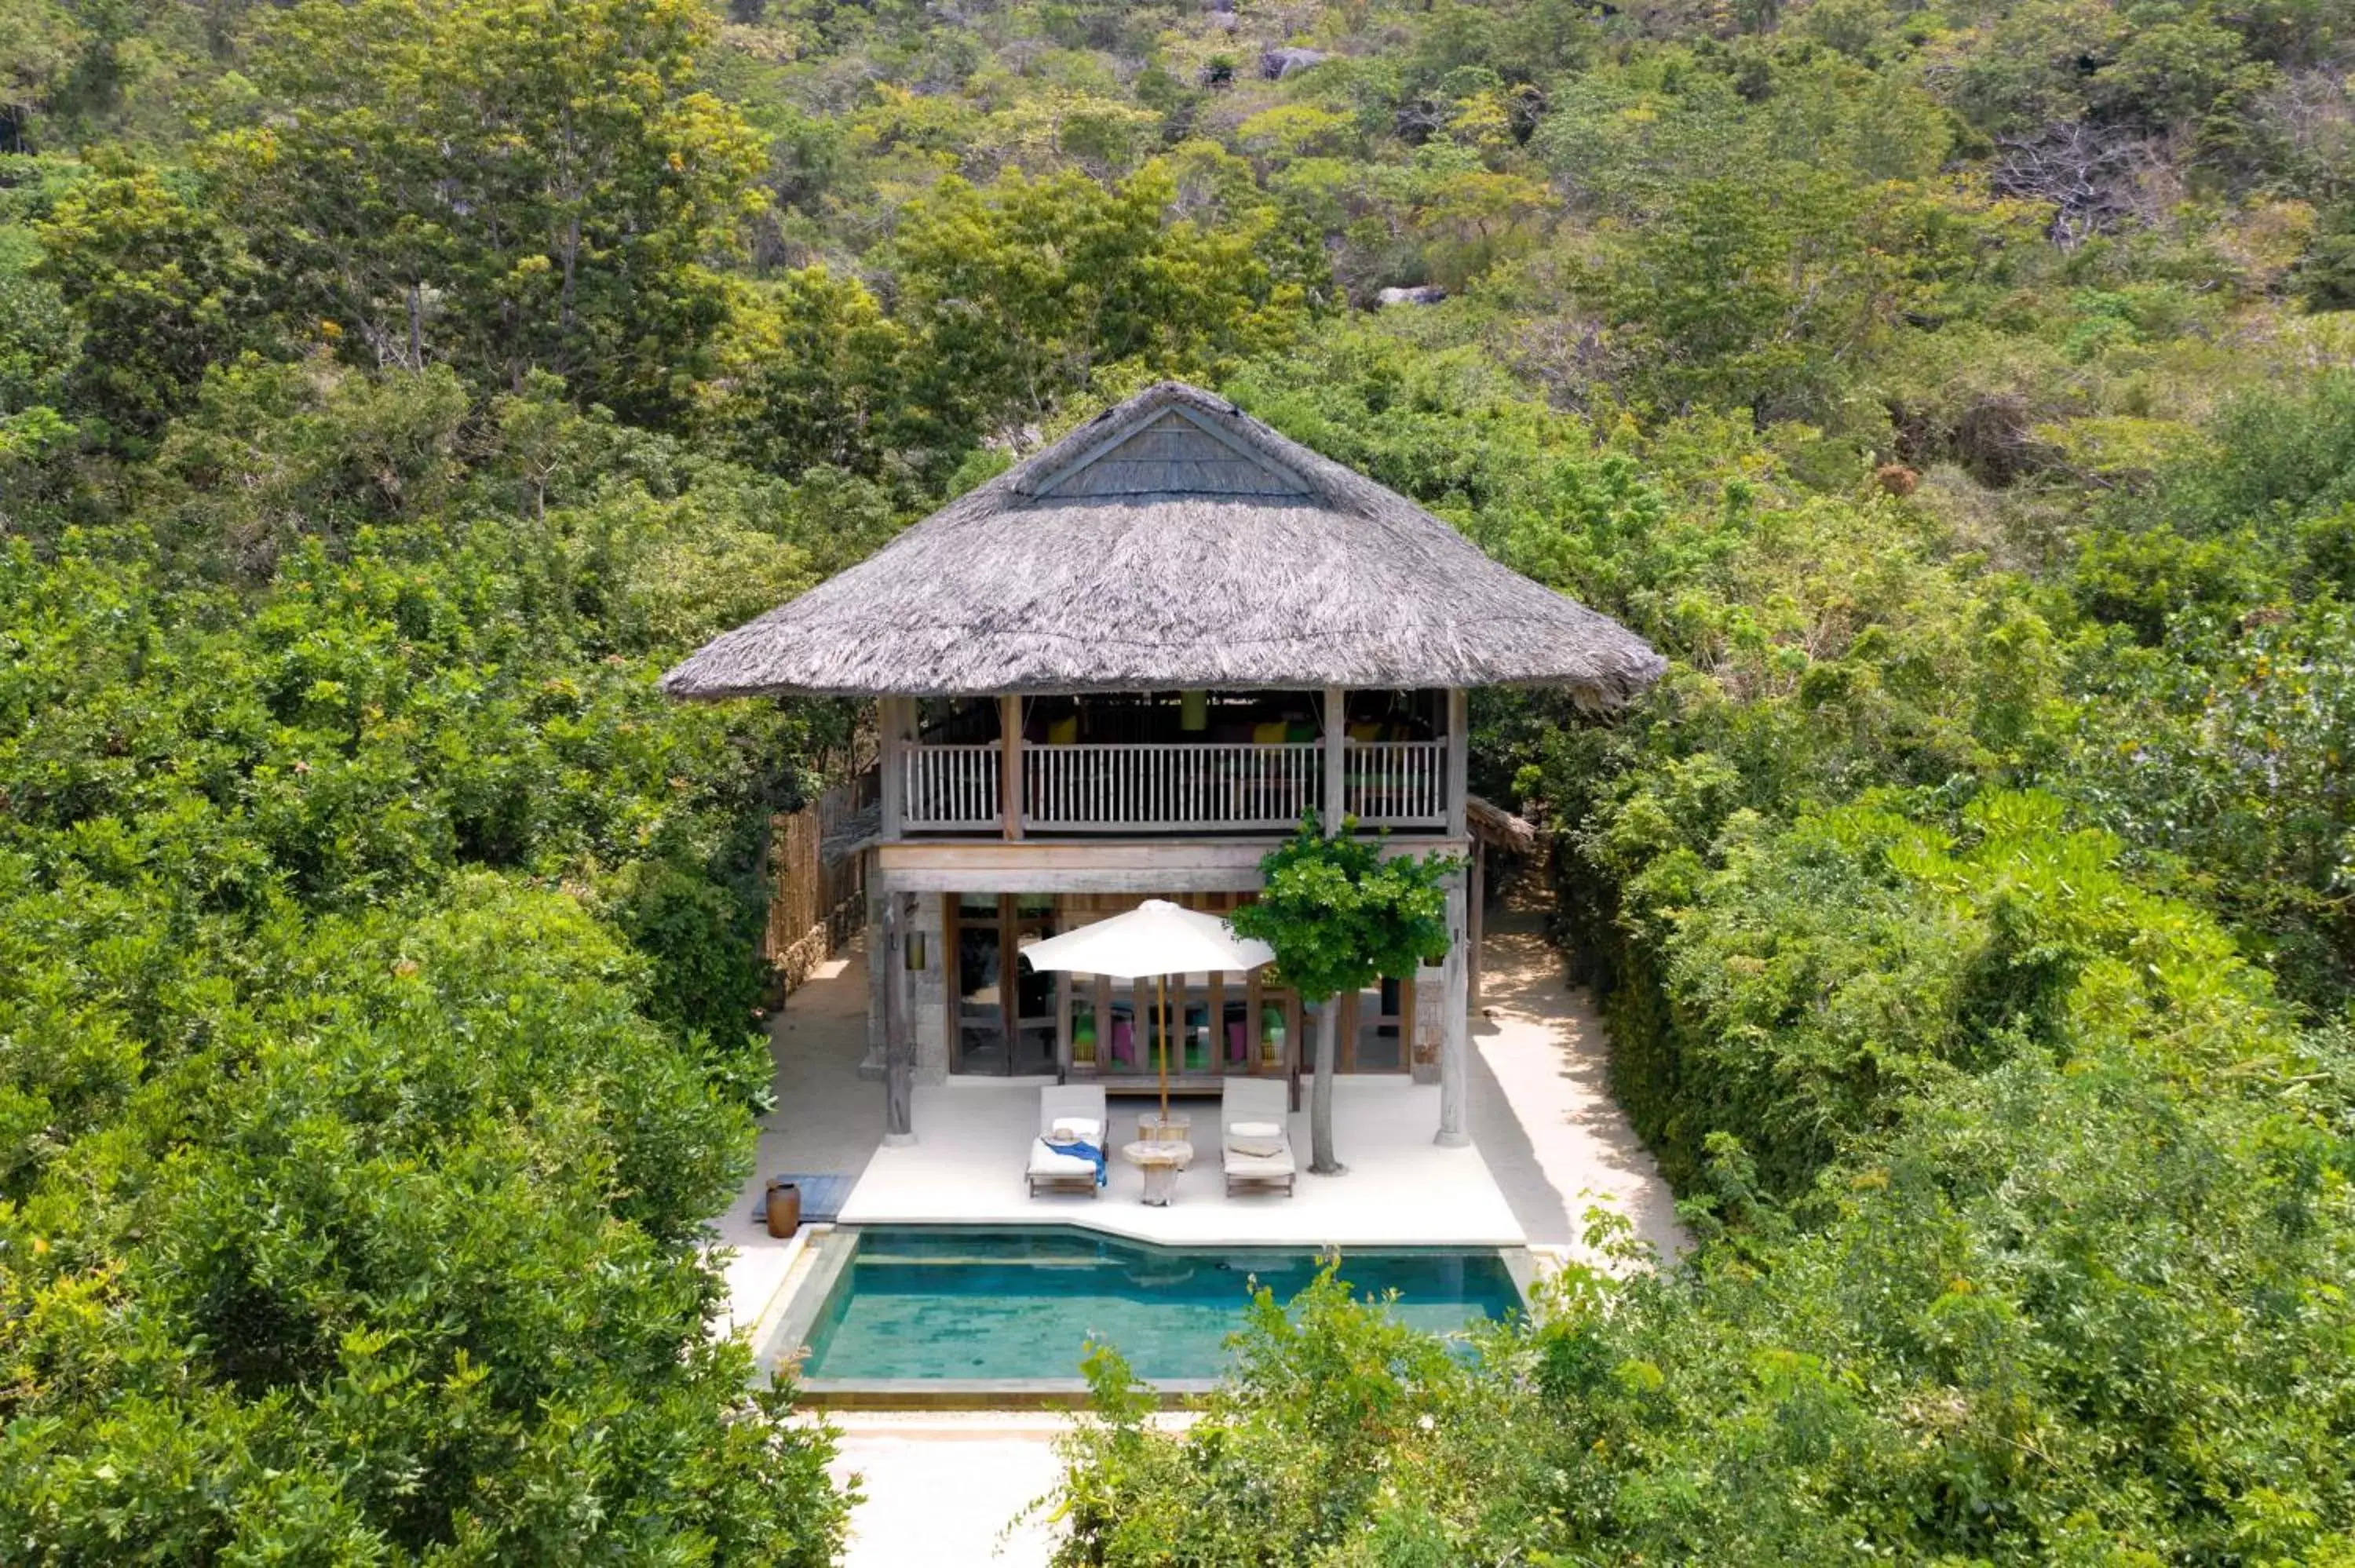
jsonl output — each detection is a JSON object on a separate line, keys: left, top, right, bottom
{"left": 1322, "top": 686, "right": 1346, "bottom": 834}
{"left": 865, "top": 874, "right": 889, "bottom": 1069}
{"left": 1437, "top": 877, "right": 1470, "bottom": 1147}
{"left": 874, "top": 835, "right": 1474, "bottom": 894}
{"left": 999, "top": 694, "right": 1024, "bottom": 841}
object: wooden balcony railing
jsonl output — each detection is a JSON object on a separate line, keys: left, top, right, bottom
{"left": 1027, "top": 741, "right": 1321, "bottom": 832}
{"left": 897, "top": 738, "right": 1448, "bottom": 834}
{"left": 1343, "top": 740, "right": 1448, "bottom": 827}
{"left": 901, "top": 741, "right": 1000, "bottom": 830}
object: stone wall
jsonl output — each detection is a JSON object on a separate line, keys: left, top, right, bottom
{"left": 1413, "top": 961, "right": 1444, "bottom": 1084}
{"left": 909, "top": 892, "right": 948, "bottom": 1083}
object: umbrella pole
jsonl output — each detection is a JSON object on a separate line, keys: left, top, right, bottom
{"left": 1156, "top": 974, "right": 1170, "bottom": 1125}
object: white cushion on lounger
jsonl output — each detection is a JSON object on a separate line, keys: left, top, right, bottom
{"left": 1029, "top": 1139, "right": 1099, "bottom": 1177}
{"left": 1048, "top": 1118, "right": 1101, "bottom": 1145}
{"left": 1223, "top": 1146, "right": 1295, "bottom": 1178}
{"left": 1225, "top": 1120, "right": 1287, "bottom": 1158}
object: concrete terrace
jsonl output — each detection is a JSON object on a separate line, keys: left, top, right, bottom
{"left": 843, "top": 1075, "right": 1521, "bottom": 1245}
{"left": 707, "top": 950, "right": 880, "bottom": 1342}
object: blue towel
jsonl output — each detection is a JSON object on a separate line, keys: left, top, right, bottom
{"left": 1042, "top": 1136, "right": 1108, "bottom": 1187}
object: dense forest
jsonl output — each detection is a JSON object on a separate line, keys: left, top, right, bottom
{"left": 2, "top": 0, "right": 2352, "bottom": 1559}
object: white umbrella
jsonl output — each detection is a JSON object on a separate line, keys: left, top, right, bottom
{"left": 1020, "top": 899, "right": 1275, "bottom": 1122}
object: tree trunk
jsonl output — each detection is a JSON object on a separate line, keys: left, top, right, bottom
{"left": 1309, "top": 995, "right": 1342, "bottom": 1176}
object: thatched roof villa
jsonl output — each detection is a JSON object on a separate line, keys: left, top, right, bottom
{"left": 667, "top": 381, "right": 1662, "bottom": 1152}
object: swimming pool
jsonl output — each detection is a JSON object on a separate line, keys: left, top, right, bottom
{"left": 790, "top": 1226, "right": 1524, "bottom": 1392}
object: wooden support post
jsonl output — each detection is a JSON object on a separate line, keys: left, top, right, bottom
{"left": 862, "top": 872, "right": 889, "bottom": 1074}
{"left": 1468, "top": 839, "right": 1486, "bottom": 1016}
{"left": 878, "top": 696, "right": 908, "bottom": 840}
{"left": 1437, "top": 876, "right": 1470, "bottom": 1147}
{"left": 1444, "top": 687, "right": 1469, "bottom": 840}
{"left": 1321, "top": 685, "right": 1346, "bottom": 834}
{"left": 999, "top": 693, "right": 1024, "bottom": 840}
{"left": 882, "top": 891, "right": 915, "bottom": 1145}
{"left": 1439, "top": 688, "right": 1473, "bottom": 1144}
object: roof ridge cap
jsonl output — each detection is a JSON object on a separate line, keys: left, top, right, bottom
{"left": 1011, "top": 381, "right": 1313, "bottom": 501}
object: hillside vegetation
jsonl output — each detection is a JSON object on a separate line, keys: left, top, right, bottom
{"left": 2, "top": 0, "right": 2353, "bottom": 1560}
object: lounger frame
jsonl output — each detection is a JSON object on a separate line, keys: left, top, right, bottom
{"left": 1026, "top": 1084, "right": 1110, "bottom": 1199}
{"left": 1219, "top": 1078, "right": 1298, "bottom": 1198}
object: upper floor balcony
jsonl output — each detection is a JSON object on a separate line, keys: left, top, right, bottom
{"left": 880, "top": 687, "right": 1465, "bottom": 840}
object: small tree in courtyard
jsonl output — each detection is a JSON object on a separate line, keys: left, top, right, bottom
{"left": 1232, "top": 818, "right": 1459, "bottom": 1176}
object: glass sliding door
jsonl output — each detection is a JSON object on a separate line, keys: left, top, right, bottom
{"left": 951, "top": 893, "right": 1005, "bottom": 1074}
{"left": 1339, "top": 975, "right": 1414, "bottom": 1072}
{"left": 947, "top": 892, "right": 1060, "bottom": 1076}
{"left": 1007, "top": 895, "right": 1057, "bottom": 1076}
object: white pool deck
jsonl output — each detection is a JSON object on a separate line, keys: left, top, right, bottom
{"left": 842, "top": 1075, "right": 1521, "bottom": 1245}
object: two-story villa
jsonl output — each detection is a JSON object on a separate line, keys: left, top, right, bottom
{"left": 664, "top": 382, "right": 1663, "bottom": 1157}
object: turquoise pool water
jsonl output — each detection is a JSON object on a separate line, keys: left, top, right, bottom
{"left": 799, "top": 1226, "right": 1521, "bottom": 1383}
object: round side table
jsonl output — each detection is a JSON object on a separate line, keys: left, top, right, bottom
{"left": 1122, "top": 1140, "right": 1193, "bottom": 1206}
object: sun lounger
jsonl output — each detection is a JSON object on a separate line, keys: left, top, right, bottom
{"left": 1220, "top": 1078, "right": 1296, "bottom": 1197}
{"left": 1027, "top": 1084, "right": 1108, "bottom": 1198}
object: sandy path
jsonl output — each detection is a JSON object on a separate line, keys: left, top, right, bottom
{"left": 827, "top": 1412, "right": 1168, "bottom": 1567}
{"left": 1468, "top": 878, "right": 1689, "bottom": 1266}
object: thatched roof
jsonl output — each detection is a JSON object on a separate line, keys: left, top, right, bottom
{"left": 663, "top": 382, "right": 1665, "bottom": 705}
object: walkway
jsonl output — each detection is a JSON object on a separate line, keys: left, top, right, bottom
{"left": 826, "top": 1414, "right": 1066, "bottom": 1566}
{"left": 1468, "top": 879, "right": 1689, "bottom": 1266}
{"left": 708, "top": 947, "right": 885, "bottom": 1340}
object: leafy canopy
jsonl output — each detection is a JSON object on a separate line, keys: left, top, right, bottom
{"left": 209, "top": 0, "right": 766, "bottom": 422}
{"left": 1230, "top": 817, "right": 1459, "bottom": 1004}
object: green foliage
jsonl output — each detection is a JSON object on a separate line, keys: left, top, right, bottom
{"left": 1053, "top": 796, "right": 2355, "bottom": 1566}
{"left": 1053, "top": 1267, "right": 1500, "bottom": 1565}
{"left": 0, "top": 346, "right": 845, "bottom": 1554}
{"left": 0, "top": 881, "right": 847, "bottom": 1562}
{"left": 2155, "top": 371, "right": 2355, "bottom": 536}
{"left": 698, "top": 266, "right": 910, "bottom": 476}
{"left": 1230, "top": 818, "right": 1458, "bottom": 1007}
{"left": 33, "top": 155, "right": 267, "bottom": 442}
{"left": 210, "top": 0, "right": 766, "bottom": 422}
{"left": 0, "top": 269, "right": 72, "bottom": 415}
{"left": 1232, "top": 819, "right": 1459, "bottom": 1172}
{"left": 889, "top": 156, "right": 1314, "bottom": 444}
{"left": 1575, "top": 166, "right": 1919, "bottom": 421}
